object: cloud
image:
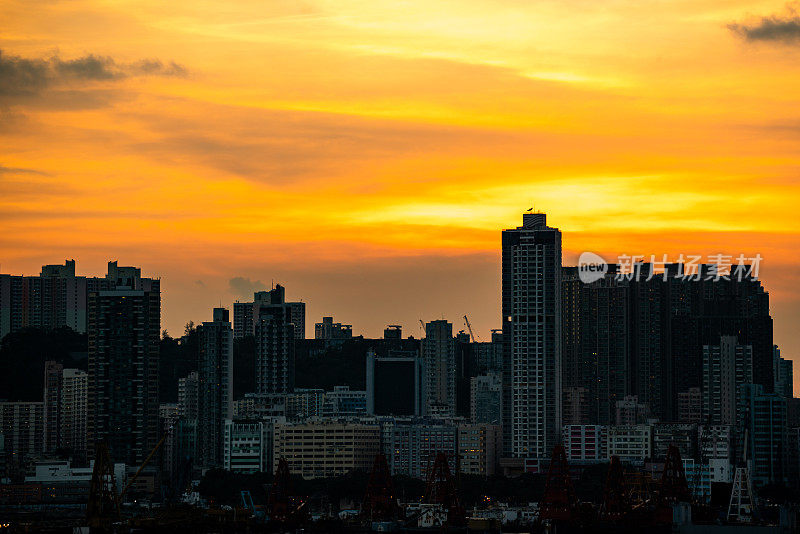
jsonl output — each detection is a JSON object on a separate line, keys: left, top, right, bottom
{"left": 0, "top": 164, "right": 50, "bottom": 176}
{"left": 729, "top": 3, "right": 800, "bottom": 44}
{"left": 0, "top": 49, "right": 188, "bottom": 100}
{"left": 228, "top": 276, "right": 268, "bottom": 297}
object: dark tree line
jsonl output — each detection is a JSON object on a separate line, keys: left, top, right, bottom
{"left": 0, "top": 327, "right": 88, "bottom": 402}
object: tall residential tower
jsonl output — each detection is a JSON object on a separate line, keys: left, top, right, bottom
{"left": 502, "top": 212, "right": 562, "bottom": 458}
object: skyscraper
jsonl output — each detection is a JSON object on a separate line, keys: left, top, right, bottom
{"left": 421, "top": 319, "right": 456, "bottom": 417}
{"left": 502, "top": 212, "right": 562, "bottom": 458}
{"left": 254, "top": 285, "right": 296, "bottom": 394}
{"left": 197, "top": 308, "right": 233, "bottom": 468}
{"left": 88, "top": 262, "right": 160, "bottom": 466}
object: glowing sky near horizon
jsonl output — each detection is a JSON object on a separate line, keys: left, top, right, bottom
{"left": 1, "top": 0, "right": 799, "bottom": 390}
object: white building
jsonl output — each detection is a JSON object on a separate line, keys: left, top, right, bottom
{"left": 223, "top": 419, "right": 275, "bottom": 473}
{"left": 606, "top": 425, "right": 651, "bottom": 463}
{"left": 562, "top": 425, "right": 606, "bottom": 461}
{"left": 502, "top": 213, "right": 562, "bottom": 459}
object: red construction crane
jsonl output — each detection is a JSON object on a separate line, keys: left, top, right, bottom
{"left": 362, "top": 454, "right": 400, "bottom": 522}
{"left": 540, "top": 445, "right": 576, "bottom": 522}
{"left": 424, "top": 453, "right": 466, "bottom": 527}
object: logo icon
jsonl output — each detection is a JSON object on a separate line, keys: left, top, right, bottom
{"left": 578, "top": 252, "right": 608, "bottom": 283}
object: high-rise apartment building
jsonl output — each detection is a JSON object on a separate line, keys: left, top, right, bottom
{"left": 197, "top": 308, "right": 233, "bottom": 468}
{"left": 0, "top": 402, "right": 44, "bottom": 477}
{"left": 233, "top": 285, "right": 305, "bottom": 340}
{"left": 88, "top": 262, "right": 160, "bottom": 466}
{"left": 43, "top": 360, "right": 64, "bottom": 453}
{"left": 678, "top": 387, "right": 702, "bottom": 424}
{"left": 738, "top": 384, "right": 787, "bottom": 486}
{"left": 470, "top": 373, "right": 502, "bottom": 425}
{"left": 314, "top": 316, "right": 353, "bottom": 340}
{"left": 774, "top": 346, "right": 793, "bottom": 399}
{"left": 0, "top": 260, "right": 89, "bottom": 338}
{"left": 60, "top": 369, "right": 88, "bottom": 455}
{"left": 627, "top": 264, "right": 773, "bottom": 421}
{"left": 254, "top": 285, "right": 296, "bottom": 394}
{"left": 561, "top": 266, "right": 629, "bottom": 425}
{"left": 502, "top": 212, "right": 562, "bottom": 458}
{"left": 421, "top": 320, "right": 456, "bottom": 417}
{"left": 702, "top": 336, "right": 753, "bottom": 426}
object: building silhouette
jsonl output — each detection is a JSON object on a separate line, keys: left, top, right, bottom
{"left": 421, "top": 319, "right": 456, "bottom": 417}
{"left": 254, "top": 285, "right": 296, "bottom": 394}
{"left": 197, "top": 308, "right": 233, "bottom": 468}
{"left": 87, "top": 262, "right": 160, "bottom": 466}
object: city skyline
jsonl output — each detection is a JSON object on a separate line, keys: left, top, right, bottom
{"left": 2, "top": 0, "right": 799, "bottom": 394}
{"left": 1, "top": 216, "right": 796, "bottom": 395}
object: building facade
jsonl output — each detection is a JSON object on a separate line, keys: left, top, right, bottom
{"left": 273, "top": 421, "right": 380, "bottom": 479}
{"left": 702, "top": 336, "right": 753, "bottom": 426}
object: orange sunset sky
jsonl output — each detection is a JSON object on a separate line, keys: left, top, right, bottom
{"left": 1, "top": 1, "right": 799, "bottom": 390}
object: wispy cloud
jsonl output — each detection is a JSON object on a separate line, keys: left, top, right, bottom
{"left": 0, "top": 49, "right": 188, "bottom": 101}
{"left": 0, "top": 164, "right": 50, "bottom": 175}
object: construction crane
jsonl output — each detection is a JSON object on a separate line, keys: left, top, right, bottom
{"left": 419, "top": 319, "right": 425, "bottom": 335}
{"left": 728, "top": 427, "right": 755, "bottom": 523}
{"left": 119, "top": 421, "right": 176, "bottom": 503}
{"left": 463, "top": 315, "right": 478, "bottom": 343}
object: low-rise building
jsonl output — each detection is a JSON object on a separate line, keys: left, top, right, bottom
{"left": 322, "top": 386, "right": 367, "bottom": 418}
{"left": 233, "top": 393, "right": 286, "bottom": 419}
{"left": 389, "top": 422, "right": 457, "bottom": 479}
{"left": 562, "top": 425, "right": 606, "bottom": 461}
{"left": 273, "top": 421, "right": 380, "bottom": 479}
{"left": 606, "top": 425, "right": 651, "bottom": 463}
{"left": 24, "top": 459, "right": 126, "bottom": 502}
{"left": 223, "top": 419, "right": 275, "bottom": 473}
{"left": 458, "top": 424, "right": 501, "bottom": 476}
{"left": 652, "top": 423, "right": 698, "bottom": 461}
